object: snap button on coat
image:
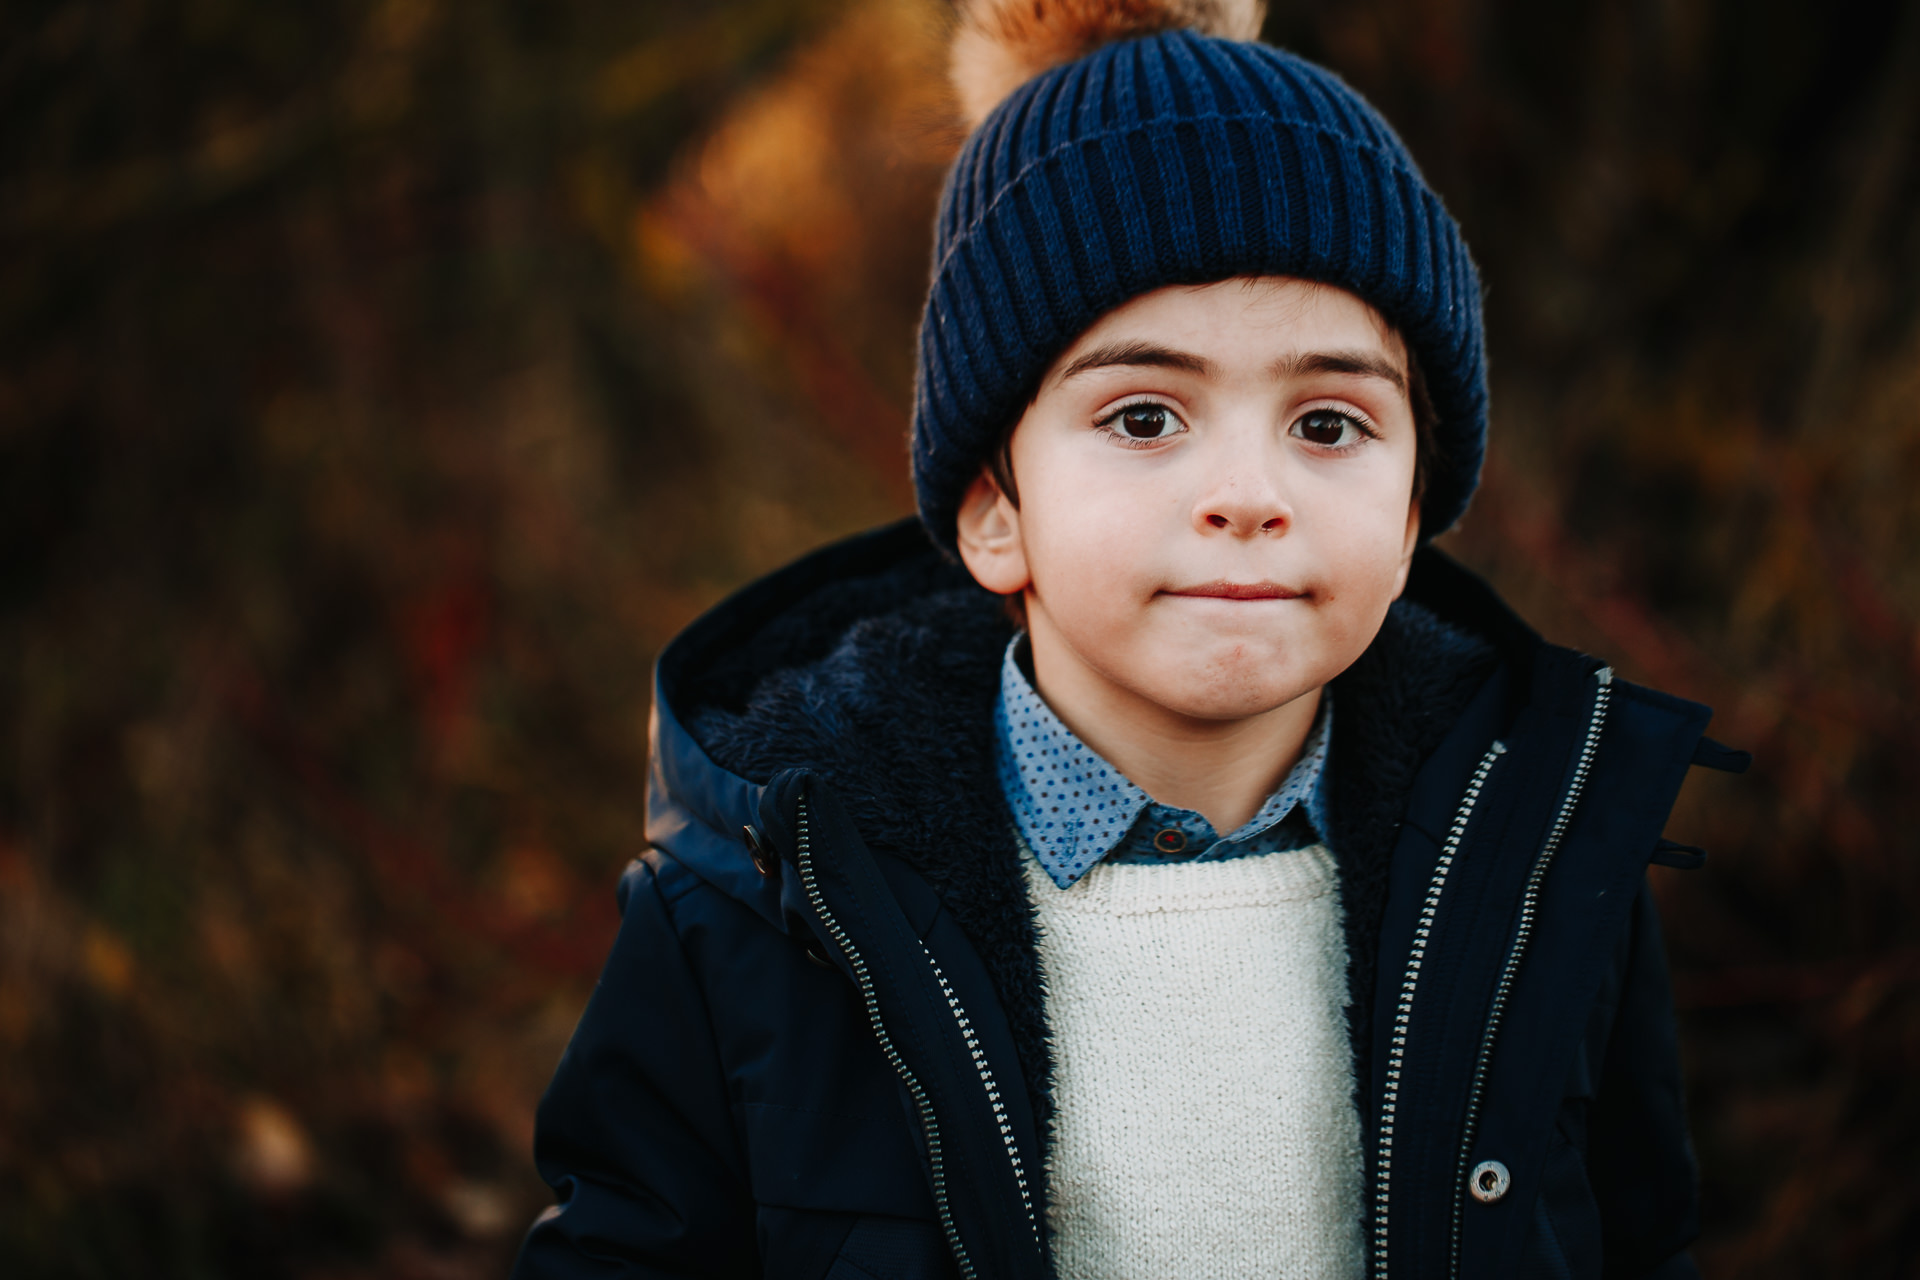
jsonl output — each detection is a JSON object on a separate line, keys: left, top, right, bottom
{"left": 1469, "top": 1159, "right": 1511, "bottom": 1203}
{"left": 743, "top": 824, "right": 778, "bottom": 877}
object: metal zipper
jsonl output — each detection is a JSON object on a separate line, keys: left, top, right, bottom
{"left": 1446, "top": 667, "right": 1613, "bottom": 1279}
{"left": 793, "top": 796, "right": 979, "bottom": 1280}
{"left": 1370, "top": 738, "right": 1509, "bottom": 1278}
{"left": 922, "top": 942, "right": 1043, "bottom": 1254}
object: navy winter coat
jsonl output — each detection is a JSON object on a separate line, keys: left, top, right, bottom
{"left": 514, "top": 519, "right": 1738, "bottom": 1280}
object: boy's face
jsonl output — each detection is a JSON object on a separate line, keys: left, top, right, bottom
{"left": 956, "top": 277, "right": 1422, "bottom": 726}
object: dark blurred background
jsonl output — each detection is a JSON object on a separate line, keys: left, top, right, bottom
{"left": 2, "top": 0, "right": 1917, "bottom": 1275}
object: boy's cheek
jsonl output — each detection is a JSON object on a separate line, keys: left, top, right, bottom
{"left": 1021, "top": 501, "right": 1157, "bottom": 589}
{"left": 1034, "top": 543, "right": 1171, "bottom": 624}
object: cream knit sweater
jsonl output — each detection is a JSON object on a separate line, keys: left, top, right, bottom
{"left": 1026, "top": 846, "right": 1364, "bottom": 1280}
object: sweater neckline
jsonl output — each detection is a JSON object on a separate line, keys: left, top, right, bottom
{"left": 1023, "top": 841, "right": 1337, "bottom": 916}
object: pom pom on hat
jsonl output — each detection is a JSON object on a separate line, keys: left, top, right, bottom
{"left": 950, "top": 0, "right": 1267, "bottom": 127}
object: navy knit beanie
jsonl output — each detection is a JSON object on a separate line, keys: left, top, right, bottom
{"left": 912, "top": 23, "right": 1486, "bottom": 552}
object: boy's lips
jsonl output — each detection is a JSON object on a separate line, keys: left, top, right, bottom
{"left": 1163, "top": 581, "right": 1305, "bottom": 600}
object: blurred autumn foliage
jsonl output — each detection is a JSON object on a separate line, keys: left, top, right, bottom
{"left": 1, "top": 0, "right": 1916, "bottom": 1276}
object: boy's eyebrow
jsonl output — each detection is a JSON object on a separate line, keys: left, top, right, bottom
{"left": 1056, "top": 341, "right": 1215, "bottom": 382}
{"left": 1054, "top": 343, "right": 1408, "bottom": 393}
{"left": 1272, "top": 349, "right": 1407, "bottom": 393}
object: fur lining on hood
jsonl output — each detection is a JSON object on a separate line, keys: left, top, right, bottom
{"left": 683, "top": 556, "right": 1496, "bottom": 1141}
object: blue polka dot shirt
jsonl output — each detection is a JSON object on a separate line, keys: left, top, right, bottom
{"left": 995, "top": 636, "right": 1334, "bottom": 891}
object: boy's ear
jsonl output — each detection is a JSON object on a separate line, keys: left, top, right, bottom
{"left": 954, "top": 471, "right": 1030, "bottom": 597}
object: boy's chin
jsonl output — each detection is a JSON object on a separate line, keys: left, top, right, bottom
{"left": 1127, "top": 665, "right": 1325, "bottom": 725}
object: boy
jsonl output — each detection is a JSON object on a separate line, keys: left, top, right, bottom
{"left": 515, "top": 2, "right": 1736, "bottom": 1276}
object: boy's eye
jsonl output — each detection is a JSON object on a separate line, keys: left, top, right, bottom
{"left": 1105, "top": 403, "right": 1182, "bottom": 440}
{"left": 1292, "top": 408, "right": 1372, "bottom": 448}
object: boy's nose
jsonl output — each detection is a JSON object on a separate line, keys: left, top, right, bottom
{"left": 1196, "top": 475, "right": 1291, "bottom": 537}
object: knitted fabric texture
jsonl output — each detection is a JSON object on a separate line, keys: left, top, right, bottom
{"left": 912, "top": 28, "right": 1486, "bottom": 550}
{"left": 1027, "top": 846, "right": 1364, "bottom": 1279}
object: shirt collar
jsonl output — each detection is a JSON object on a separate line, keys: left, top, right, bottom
{"left": 995, "top": 636, "right": 1333, "bottom": 889}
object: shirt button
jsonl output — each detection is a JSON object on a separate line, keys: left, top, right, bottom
{"left": 1153, "top": 828, "right": 1187, "bottom": 854}
{"left": 1468, "top": 1160, "right": 1511, "bottom": 1203}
